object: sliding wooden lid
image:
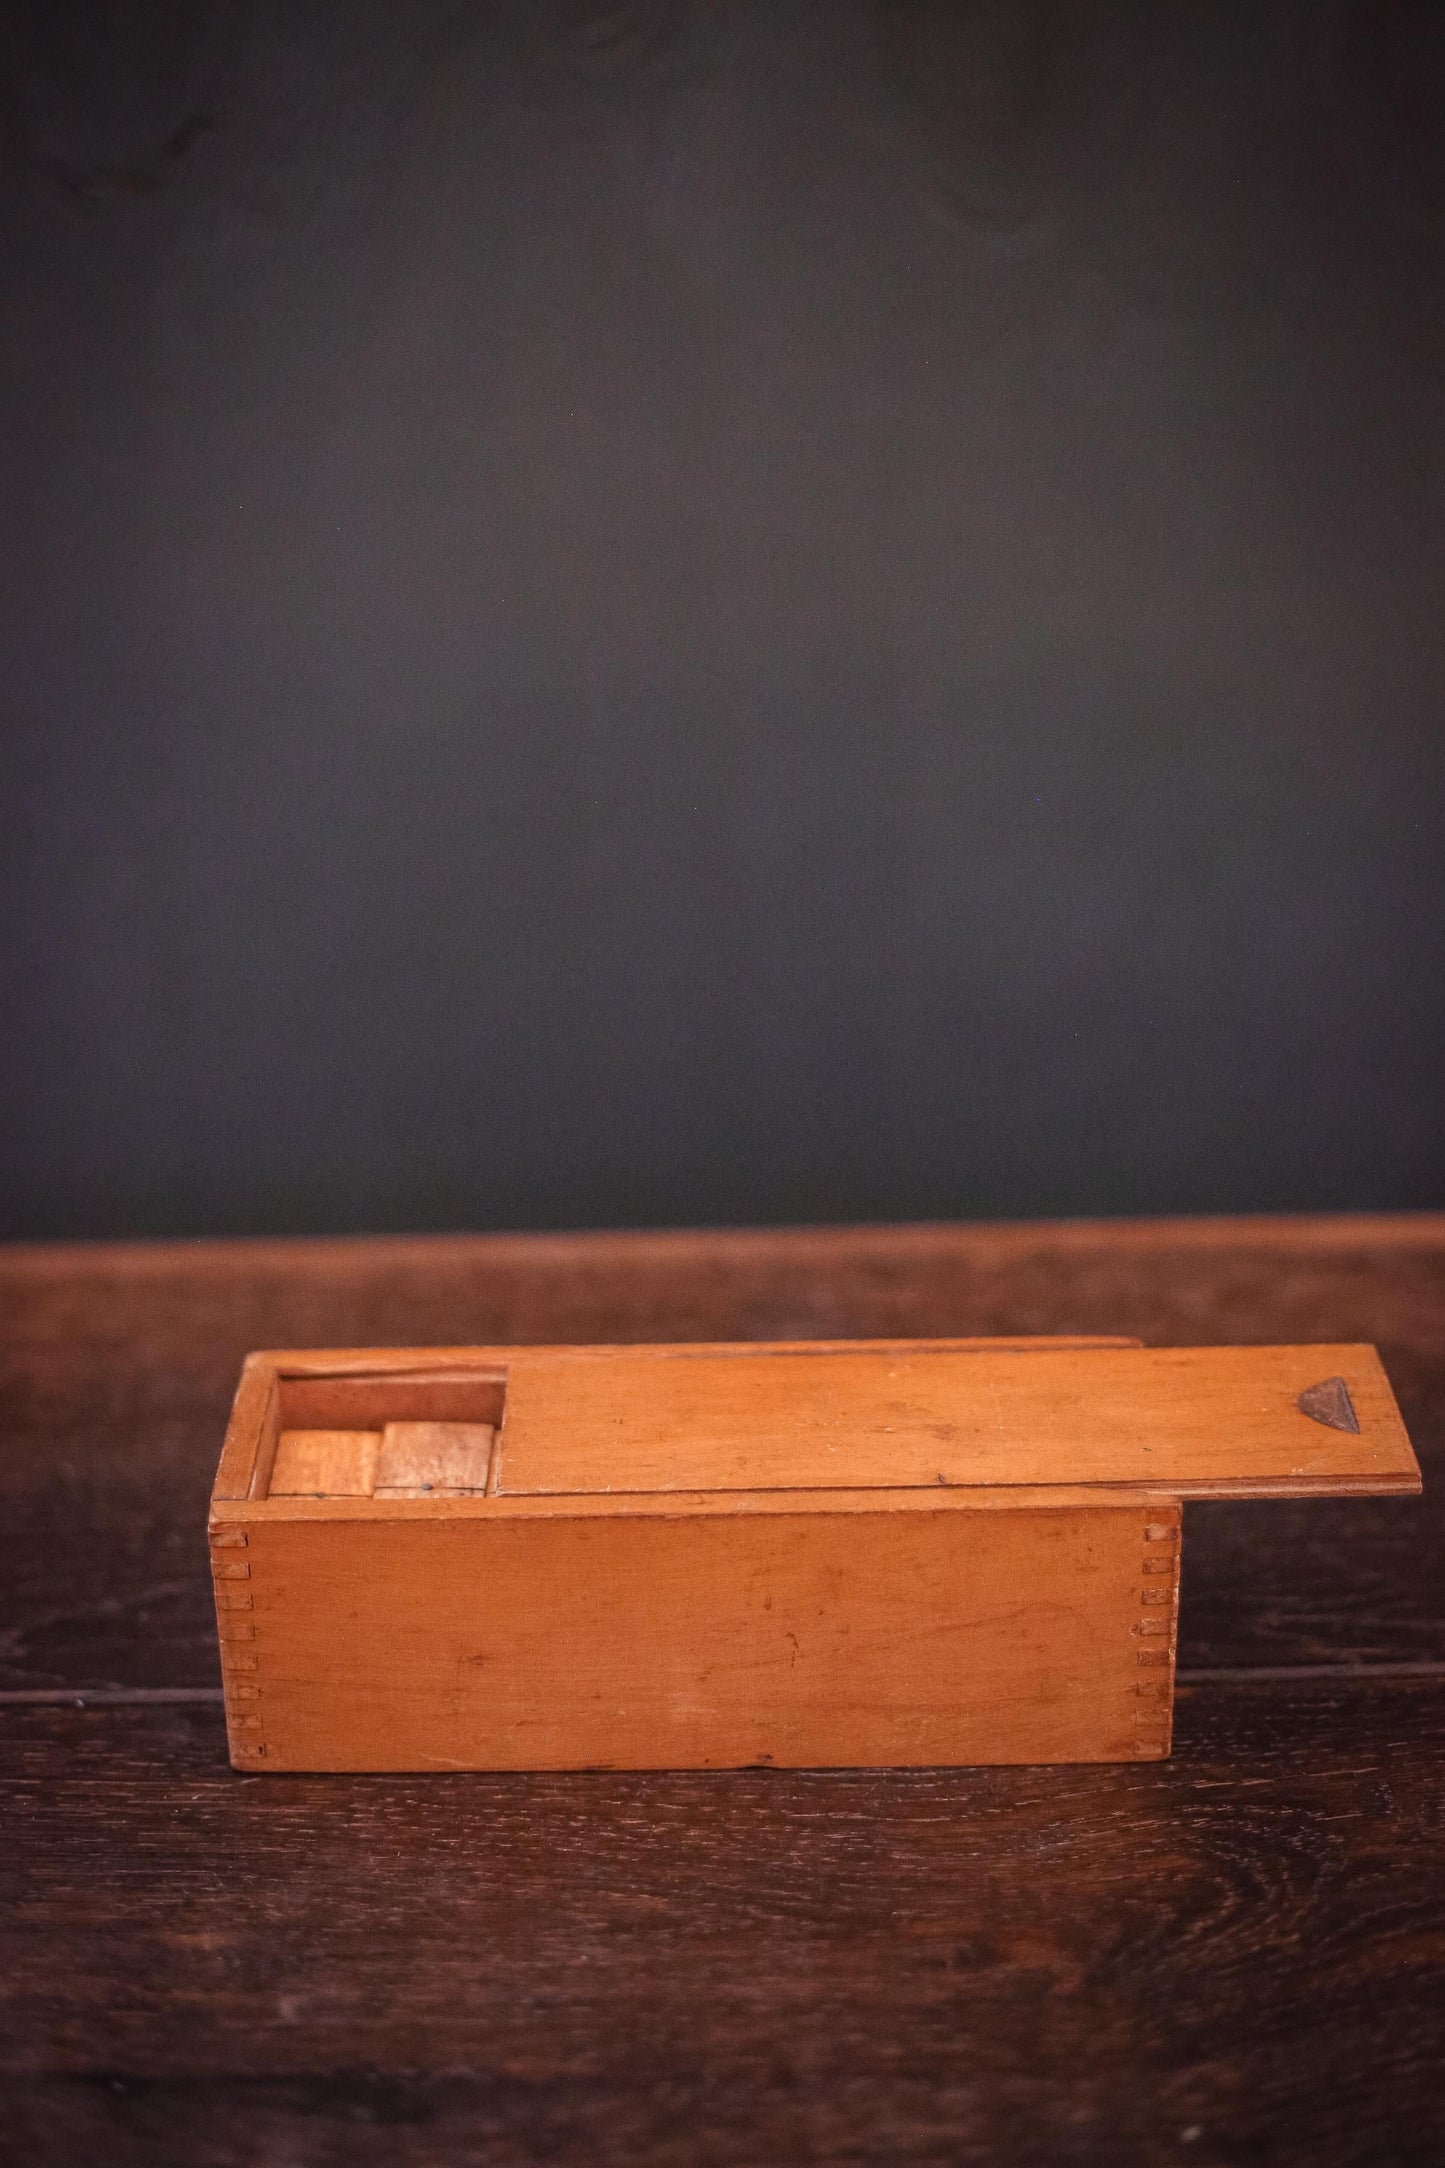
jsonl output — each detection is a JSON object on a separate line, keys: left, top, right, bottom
{"left": 494, "top": 1342, "right": 1419, "bottom": 1500}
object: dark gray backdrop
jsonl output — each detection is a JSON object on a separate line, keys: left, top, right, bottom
{"left": 3, "top": 1, "right": 1443, "bottom": 1238}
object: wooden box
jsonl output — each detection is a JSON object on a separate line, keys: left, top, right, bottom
{"left": 208, "top": 1336, "right": 1420, "bottom": 1771}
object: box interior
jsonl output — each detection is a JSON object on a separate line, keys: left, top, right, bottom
{"left": 258, "top": 1371, "right": 508, "bottom": 1499}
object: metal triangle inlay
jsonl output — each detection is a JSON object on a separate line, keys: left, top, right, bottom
{"left": 1297, "top": 1376, "right": 1360, "bottom": 1433}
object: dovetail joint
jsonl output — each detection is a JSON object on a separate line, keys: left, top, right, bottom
{"left": 1132, "top": 1510, "right": 1180, "bottom": 1760}
{"left": 211, "top": 1530, "right": 266, "bottom": 1761}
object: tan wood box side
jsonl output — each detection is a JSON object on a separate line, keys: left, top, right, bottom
{"left": 214, "top": 1500, "right": 1181, "bottom": 1772}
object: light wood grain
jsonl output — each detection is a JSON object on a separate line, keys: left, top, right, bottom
{"left": 375, "top": 1421, "right": 495, "bottom": 1495}
{"left": 496, "top": 1342, "right": 1418, "bottom": 1499}
{"left": 269, "top": 1429, "right": 379, "bottom": 1496}
{"left": 237, "top": 1502, "right": 1178, "bottom": 1771}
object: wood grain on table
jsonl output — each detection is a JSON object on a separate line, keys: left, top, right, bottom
{"left": 3, "top": 1215, "right": 1444, "bottom": 2165}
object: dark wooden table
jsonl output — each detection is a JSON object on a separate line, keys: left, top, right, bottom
{"left": 4, "top": 1216, "right": 1444, "bottom": 2167}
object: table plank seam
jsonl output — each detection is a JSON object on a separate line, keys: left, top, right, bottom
{"left": 6, "top": 1662, "right": 1445, "bottom": 1709}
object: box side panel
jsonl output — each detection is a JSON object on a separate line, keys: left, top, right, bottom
{"left": 241, "top": 1504, "right": 1178, "bottom": 1771}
